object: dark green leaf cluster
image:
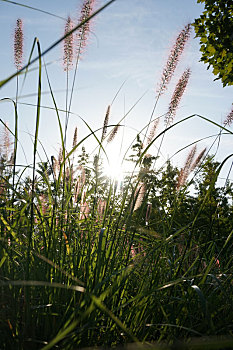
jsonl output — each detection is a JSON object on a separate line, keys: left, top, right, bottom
{"left": 193, "top": 0, "right": 233, "bottom": 86}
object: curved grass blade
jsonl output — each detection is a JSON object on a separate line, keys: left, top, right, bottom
{"left": 0, "top": 213, "right": 18, "bottom": 240}
{"left": 135, "top": 113, "right": 233, "bottom": 169}
{"left": 0, "top": 0, "right": 67, "bottom": 20}
{"left": 0, "top": 280, "right": 85, "bottom": 292}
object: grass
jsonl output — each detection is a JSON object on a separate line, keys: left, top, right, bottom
{"left": 0, "top": 1, "right": 233, "bottom": 349}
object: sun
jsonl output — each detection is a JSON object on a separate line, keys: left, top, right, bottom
{"left": 102, "top": 142, "right": 129, "bottom": 182}
{"left": 103, "top": 146, "right": 124, "bottom": 181}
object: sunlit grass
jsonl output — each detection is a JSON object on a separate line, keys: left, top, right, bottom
{"left": 0, "top": 2, "right": 233, "bottom": 350}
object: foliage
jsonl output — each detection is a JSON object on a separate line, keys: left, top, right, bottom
{"left": 1, "top": 131, "right": 233, "bottom": 349}
{"left": 0, "top": 3, "right": 233, "bottom": 349}
{"left": 193, "top": 0, "right": 233, "bottom": 86}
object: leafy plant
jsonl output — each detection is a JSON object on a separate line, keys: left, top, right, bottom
{"left": 193, "top": 0, "right": 233, "bottom": 86}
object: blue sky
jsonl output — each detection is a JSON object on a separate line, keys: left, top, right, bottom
{"left": 0, "top": 0, "right": 232, "bottom": 179}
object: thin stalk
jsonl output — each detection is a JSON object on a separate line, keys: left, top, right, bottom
{"left": 12, "top": 77, "right": 19, "bottom": 208}
{"left": 28, "top": 38, "right": 42, "bottom": 278}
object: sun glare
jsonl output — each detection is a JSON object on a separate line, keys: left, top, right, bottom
{"left": 104, "top": 156, "right": 124, "bottom": 182}
{"left": 103, "top": 143, "right": 128, "bottom": 182}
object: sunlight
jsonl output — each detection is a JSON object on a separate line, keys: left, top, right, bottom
{"left": 103, "top": 143, "right": 125, "bottom": 181}
{"left": 102, "top": 138, "right": 136, "bottom": 182}
{"left": 104, "top": 159, "right": 123, "bottom": 181}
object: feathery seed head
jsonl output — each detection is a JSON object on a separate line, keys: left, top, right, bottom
{"left": 185, "top": 145, "right": 197, "bottom": 170}
{"left": 76, "top": 0, "right": 96, "bottom": 56}
{"left": 107, "top": 124, "right": 120, "bottom": 143}
{"left": 223, "top": 106, "right": 233, "bottom": 127}
{"left": 146, "top": 119, "right": 159, "bottom": 146}
{"left": 1, "top": 123, "right": 12, "bottom": 161}
{"left": 63, "top": 16, "right": 74, "bottom": 71}
{"left": 176, "top": 168, "right": 185, "bottom": 191}
{"left": 3, "top": 124, "right": 10, "bottom": 152}
{"left": 165, "top": 68, "right": 191, "bottom": 126}
{"left": 65, "top": 166, "right": 74, "bottom": 184}
{"left": 73, "top": 127, "right": 78, "bottom": 148}
{"left": 58, "top": 148, "right": 63, "bottom": 169}
{"left": 134, "top": 183, "right": 146, "bottom": 211}
{"left": 177, "top": 145, "right": 197, "bottom": 190}
{"left": 80, "top": 167, "right": 86, "bottom": 189}
{"left": 157, "top": 24, "right": 191, "bottom": 95}
{"left": 14, "top": 18, "right": 24, "bottom": 70}
{"left": 191, "top": 147, "right": 206, "bottom": 171}
{"left": 101, "top": 105, "right": 110, "bottom": 141}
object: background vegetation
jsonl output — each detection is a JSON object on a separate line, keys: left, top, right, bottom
{"left": 194, "top": 0, "right": 233, "bottom": 86}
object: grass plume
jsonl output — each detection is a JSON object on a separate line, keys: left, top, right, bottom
{"left": 166, "top": 68, "right": 191, "bottom": 125}
{"left": 14, "top": 18, "right": 23, "bottom": 70}
{"left": 107, "top": 123, "right": 120, "bottom": 143}
{"left": 223, "top": 106, "right": 233, "bottom": 127}
{"left": 157, "top": 24, "right": 191, "bottom": 95}
{"left": 177, "top": 145, "right": 197, "bottom": 189}
{"left": 76, "top": 0, "right": 96, "bottom": 57}
{"left": 146, "top": 118, "right": 159, "bottom": 146}
{"left": 63, "top": 16, "right": 74, "bottom": 71}
{"left": 101, "top": 105, "right": 110, "bottom": 142}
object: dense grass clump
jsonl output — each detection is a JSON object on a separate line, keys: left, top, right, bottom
{"left": 0, "top": 1, "right": 233, "bottom": 349}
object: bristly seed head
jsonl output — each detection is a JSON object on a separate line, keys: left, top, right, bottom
{"left": 0, "top": 123, "right": 13, "bottom": 163}
{"left": 76, "top": 0, "right": 96, "bottom": 56}
{"left": 63, "top": 16, "right": 74, "bottom": 71}
{"left": 101, "top": 105, "right": 110, "bottom": 142}
{"left": 14, "top": 18, "right": 24, "bottom": 70}
{"left": 165, "top": 68, "right": 191, "bottom": 126}
{"left": 146, "top": 119, "right": 159, "bottom": 146}
{"left": 177, "top": 145, "right": 196, "bottom": 190}
{"left": 134, "top": 183, "right": 146, "bottom": 211}
{"left": 107, "top": 123, "right": 120, "bottom": 143}
{"left": 58, "top": 148, "right": 63, "bottom": 168}
{"left": 177, "top": 146, "right": 206, "bottom": 191}
{"left": 157, "top": 24, "right": 191, "bottom": 95}
{"left": 223, "top": 106, "right": 233, "bottom": 127}
{"left": 191, "top": 147, "right": 206, "bottom": 171}
{"left": 73, "top": 127, "right": 78, "bottom": 148}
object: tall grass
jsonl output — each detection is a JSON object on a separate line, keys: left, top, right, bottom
{"left": 0, "top": 2, "right": 233, "bottom": 350}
